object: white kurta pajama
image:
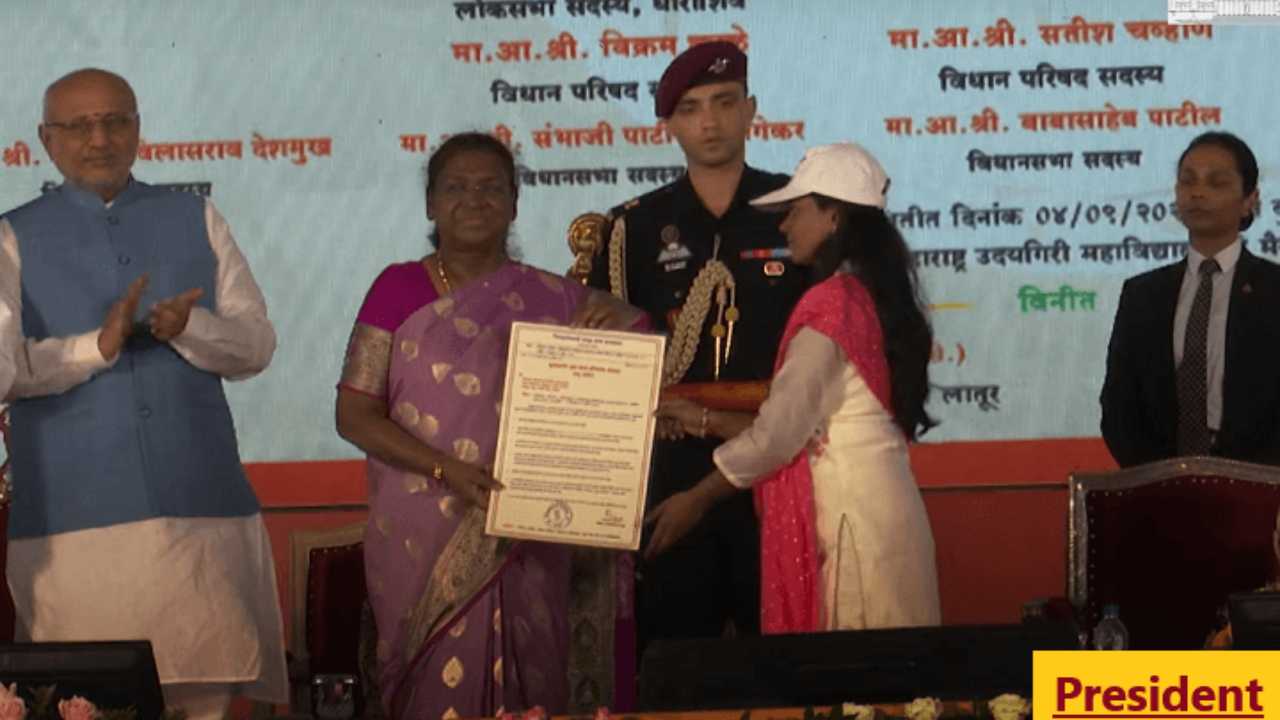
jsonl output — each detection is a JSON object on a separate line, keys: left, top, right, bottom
{"left": 0, "top": 295, "right": 14, "bottom": 399}
{"left": 714, "top": 325, "right": 940, "bottom": 631}
{"left": 0, "top": 201, "right": 287, "bottom": 717}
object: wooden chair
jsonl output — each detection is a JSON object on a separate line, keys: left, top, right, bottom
{"left": 1067, "top": 456, "right": 1280, "bottom": 648}
{"left": 287, "top": 522, "right": 371, "bottom": 715}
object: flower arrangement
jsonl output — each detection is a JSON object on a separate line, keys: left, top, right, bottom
{"left": 988, "top": 694, "right": 1031, "bottom": 720}
{"left": 835, "top": 695, "right": 1032, "bottom": 720}
{"left": 0, "top": 683, "right": 187, "bottom": 720}
{"left": 491, "top": 695, "right": 1034, "bottom": 720}
{"left": 496, "top": 708, "right": 547, "bottom": 720}
{"left": 841, "top": 703, "right": 877, "bottom": 720}
{"left": 904, "top": 697, "right": 944, "bottom": 720}
{"left": 0, "top": 684, "right": 25, "bottom": 720}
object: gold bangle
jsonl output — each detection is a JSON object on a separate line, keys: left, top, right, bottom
{"left": 699, "top": 408, "right": 710, "bottom": 438}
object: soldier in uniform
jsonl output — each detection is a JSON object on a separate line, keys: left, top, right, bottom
{"left": 580, "top": 41, "right": 809, "bottom": 658}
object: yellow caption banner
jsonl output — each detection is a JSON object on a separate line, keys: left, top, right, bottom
{"left": 1034, "top": 652, "right": 1280, "bottom": 720}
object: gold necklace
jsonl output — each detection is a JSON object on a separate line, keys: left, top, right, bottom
{"left": 434, "top": 255, "right": 452, "bottom": 293}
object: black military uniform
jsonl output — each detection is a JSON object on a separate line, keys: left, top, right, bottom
{"left": 587, "top": 166, "right": 808, "bottom": 658}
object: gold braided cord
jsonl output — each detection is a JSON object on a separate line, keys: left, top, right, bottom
{"left": 663, "top": 259, "right": 733, "bottom": 387}
{"left": 608, "top": 216, "right": 628, "bottom": 301}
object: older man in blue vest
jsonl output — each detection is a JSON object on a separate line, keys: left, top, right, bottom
{"left": 0, "top": 68, "right": 286, "bottom": 720}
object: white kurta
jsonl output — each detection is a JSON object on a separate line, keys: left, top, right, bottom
{"left": 714, "top": 326, "right": 940, "bottom": 631}
{"left": 0, "top": 197, "right": 287, "bottom": 704}
{"left": 7, "top": 516, "right": 287, "bottom": 700}
{"left": 0, "top": 297, "right": 14, "bottom": 400}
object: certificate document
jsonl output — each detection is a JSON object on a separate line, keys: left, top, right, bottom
{"left": 485, "top": 321, "right": 665, "bottom": 550}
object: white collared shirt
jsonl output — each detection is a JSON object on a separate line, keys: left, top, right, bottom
{"left": 1172, "top": 238, "right": 1242, "bottom": 432}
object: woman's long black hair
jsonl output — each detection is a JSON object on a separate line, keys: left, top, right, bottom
{"left": 809, "top": 197, "right": 937, "bottom": 441}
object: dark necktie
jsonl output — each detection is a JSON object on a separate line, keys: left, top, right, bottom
{"left": 1176, "top": 257, "right": 1221, "bottom": 455}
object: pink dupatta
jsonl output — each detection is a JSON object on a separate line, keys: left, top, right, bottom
{"left": 753, "top": 273, "right": 892, "bottom": 634}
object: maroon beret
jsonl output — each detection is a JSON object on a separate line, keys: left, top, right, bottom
{"left": 654, "top": 41, "right": 747, "bottom": 118}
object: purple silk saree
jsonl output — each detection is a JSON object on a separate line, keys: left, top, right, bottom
{"left": 340, "top": 260, "right": 636, "bottom": 719}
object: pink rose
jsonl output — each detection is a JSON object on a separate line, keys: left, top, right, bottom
{"left": 57, "top": 696, "right": 98, "bottom": 720}
{"left": 0, "top": 683, "right": 26, "bottom": 720}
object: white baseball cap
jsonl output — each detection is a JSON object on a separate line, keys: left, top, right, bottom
{"left": 750, "top": 142, "right": 890, "bottom": 209}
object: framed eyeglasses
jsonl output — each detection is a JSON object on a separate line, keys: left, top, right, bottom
{"left": 435, "top": 178, "right": 512, "bottom": 200}
{"left": 43, "top": 112, "right": 138, "bottom": 140}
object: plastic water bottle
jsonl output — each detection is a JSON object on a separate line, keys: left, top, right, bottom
{"left": 1091, "top": 604, "right": 1129, "bottom": 650}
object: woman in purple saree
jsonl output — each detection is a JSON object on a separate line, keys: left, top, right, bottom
{"left": 336, "top": 133, "right": 641, "bottom": 719}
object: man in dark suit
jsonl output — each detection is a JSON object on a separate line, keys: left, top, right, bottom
{"left": 1102, "top": 131, "right": 1280, "bottom": 467}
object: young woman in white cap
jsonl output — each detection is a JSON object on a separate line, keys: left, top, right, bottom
{"left": 649, "top": 143, "right": 941, "bottom": 633}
